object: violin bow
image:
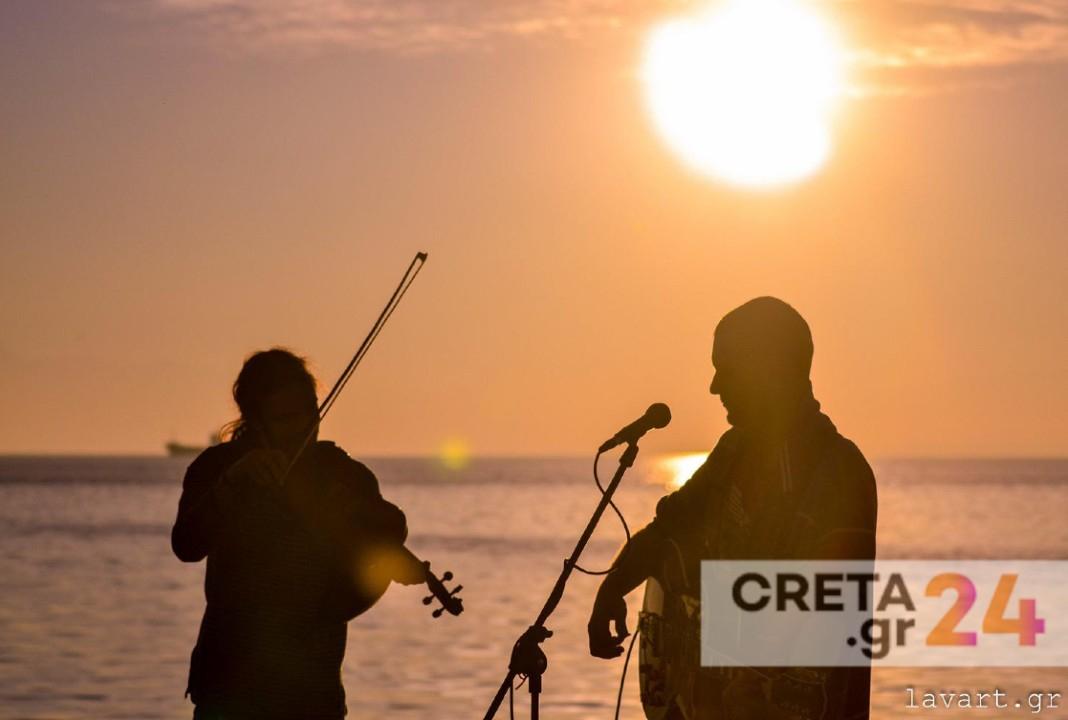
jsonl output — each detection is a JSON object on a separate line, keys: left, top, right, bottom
{"left": 272, "top": 251, "right": 463, "bottom": 618}
{"left": 283, "top": 250, "right": 427, "bottom": 479}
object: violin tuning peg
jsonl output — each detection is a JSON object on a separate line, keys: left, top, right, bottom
{"left": 442, "top": 571, "right": 453, "bottom": 581}
{"left": 451, "top": 585, "right": 464, "bottom": 596}
{"left": 432, "top": 607, "right": 444, "bottom": 618}
{"left": 422, "top": 595, "right": 434, "bottom": 605}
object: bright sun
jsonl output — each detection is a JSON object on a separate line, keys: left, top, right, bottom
{"left": 641, "top": 0, "right": 846, "bottom": 188}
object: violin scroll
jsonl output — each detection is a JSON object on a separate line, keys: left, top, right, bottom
{"left": 420, "top": 559, "right": 464, "bottom": 618}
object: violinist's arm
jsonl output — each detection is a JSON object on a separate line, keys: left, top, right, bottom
{"left": 341, "top": 466, "right": 423, "bottom": 583}
{"left": 334, "top": 457, "right": 408, "bottom": 546}
{"left": 171, "top": 447, "right": 229, "bottom": 562}
{"left": 328, "top": 457, "right": 421, "bottom": 618}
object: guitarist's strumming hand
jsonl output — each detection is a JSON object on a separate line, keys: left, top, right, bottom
{"left": 587, "top": 524, "right": 665, "bottom": 659}
{"left": 587, "top": 580, "right": 630, "bottom": 659}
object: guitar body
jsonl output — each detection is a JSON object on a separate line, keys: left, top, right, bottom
{"left": 639, "top": 547, "right": 702, "bottom": 719}
{"left": 639, "top": 558, "right": 830, "bottom": 720}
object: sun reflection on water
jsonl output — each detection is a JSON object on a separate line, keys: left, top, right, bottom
{"left": 660, "top": 452, "right": 708, "bottom": 489}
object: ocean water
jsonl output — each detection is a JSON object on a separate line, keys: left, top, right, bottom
{"left": 1, "top": 455, "right": 1066, "bottom": 719}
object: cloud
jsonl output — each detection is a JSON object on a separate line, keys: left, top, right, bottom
{"left": 118, "top": 0, "right": 660, "bottom": 55}
{"left": 116, "top": 0, "right": 1068, "bottom": 89}
{"left": 833, "top": 0, "right": 1068, "bottom": 95}
{"left": 841, "top": 0, "right": 1068, "bottom": 67}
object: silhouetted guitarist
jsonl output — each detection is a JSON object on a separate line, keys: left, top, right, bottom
{"left": 587, "top": 297, "right": 878, "bottom": 720}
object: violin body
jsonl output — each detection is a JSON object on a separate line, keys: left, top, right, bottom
{"left": 333, "top": 543, "right": 463, "bottom": 620}
{"left": 344, "top": 544, "right": 464, "bottom": 620}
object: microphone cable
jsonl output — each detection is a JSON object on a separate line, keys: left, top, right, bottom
{"left": 573, "top": 449, "right": 632, "bottom": 576}
{"left": 576, "top": 449, "right": 642, "bottom": 720}
{"left": 509, "top": 448, "right": 641, "bottom": 719}
{"left": 615, "top": 627, "right": 639, "bottom": 720}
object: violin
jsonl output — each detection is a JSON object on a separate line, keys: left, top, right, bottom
{"left": 339, "top": 541, "right": 464, "bottom": 620}
{"left": 233, "top": 430, "right": 465, "bottom": 621}
{"left": 419, "top": 553, "right": 464, "bottom": 617}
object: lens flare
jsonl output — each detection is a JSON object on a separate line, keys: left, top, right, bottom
{"left": 438, "top": 438, "right": 470, "bottom": 471}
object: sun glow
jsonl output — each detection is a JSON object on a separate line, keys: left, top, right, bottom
{"left": 641, "top": 0, "right": 846, "bottom": 188}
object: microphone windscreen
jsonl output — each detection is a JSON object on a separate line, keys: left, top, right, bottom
{"left": 647, "top": 403, "right": 672, "bottom": 429}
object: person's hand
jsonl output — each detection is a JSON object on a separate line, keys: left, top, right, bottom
{"left": 215, "top": 449, "right": 287, "bottom": 507}
{"left": 382, "top": 546, "right": 427, "bottom": 586}
{"left": 352, "top": 545, "right": 426, "bottom": 595}
{"left": 587, "top": 583, "right": 630, "bottom": 659}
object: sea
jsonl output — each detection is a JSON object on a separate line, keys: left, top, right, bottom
{"left": 1, "top": 454, "right": 1066, "bottom": 719}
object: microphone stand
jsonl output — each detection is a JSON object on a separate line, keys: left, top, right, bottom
{"left": 482, "top": 441, "right": 641, "bottom": 720}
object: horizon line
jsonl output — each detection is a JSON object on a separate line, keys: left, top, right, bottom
{"left": 2, "top": 451, "right": 1068, "bottom": 463}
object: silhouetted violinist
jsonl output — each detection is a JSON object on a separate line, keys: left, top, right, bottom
{"left": 172, "top": 348, "right": 453, "bottom": 720}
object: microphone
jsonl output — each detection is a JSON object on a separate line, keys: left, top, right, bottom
{"left": 599, "top": 403, "right": 672, "bottom": 452}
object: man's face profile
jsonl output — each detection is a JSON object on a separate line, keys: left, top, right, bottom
{"left": 709, "top": 334, "right": 768, "bottom": 428}
{"left": 709, "top": 318, "right": 808, "bottom": 429}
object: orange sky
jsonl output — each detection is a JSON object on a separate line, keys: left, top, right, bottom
{"left": 2, "top": 1, "right": 1066, "bottom": 456}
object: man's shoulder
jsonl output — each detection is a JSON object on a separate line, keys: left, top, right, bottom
{"left": 810, "top": 429, "right": 878, "bottom": 527}
{"left": 820, "top": 432, "right": 876, "bottom": 483}
{"left": 691, "top": 426, "right": 742, "bottom": 477}
{"left": 805, "top": 430, "right": 878, "bottom": 556}
{"left": 653, "top": 428, "right": 739, "bottom": 528}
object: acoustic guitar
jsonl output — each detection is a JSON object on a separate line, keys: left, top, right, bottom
{"left": 638, "top": 544, "right": 701, "bottom": 719}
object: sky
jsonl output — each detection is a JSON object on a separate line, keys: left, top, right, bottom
{"left": 2, "top": 0, "right": 1066, "bottom": 457}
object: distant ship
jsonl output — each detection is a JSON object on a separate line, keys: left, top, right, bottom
{"left": 165, "top": 433, "right": 222, "bottom": 457}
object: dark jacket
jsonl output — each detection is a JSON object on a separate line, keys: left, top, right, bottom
{"left": 649, "top": 400, "right": 877, "bottom": 720}
{"left": 172, "top": 439, "right": 407, "bottom": 719}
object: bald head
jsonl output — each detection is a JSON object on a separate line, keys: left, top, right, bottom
{"left": 710, "top": 297, "right": 815, "bottom": 429}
